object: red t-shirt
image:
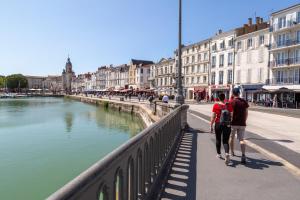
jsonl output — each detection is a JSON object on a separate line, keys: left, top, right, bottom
{"left": 212, "top": 103, "right": 233, "bottom": 123}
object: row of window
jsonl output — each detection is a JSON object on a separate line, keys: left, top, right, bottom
{"left": 276, "top": 11, "right": 300, "bottom": 30}
{"left": 211, "top": 70, "right": 233, "bottom": 85}
{"left": 211, "top": 53, "right": 233, "bottom": 68}
{"left": 211, "top": 38, "right": 234, "bottom": 51}
{"left": 276, "top": 31, "right": 300, "bottom": 47}
{"left": 185, "top": 53, "right": 209, "bottom": 64}
{"left": 156, "top": 65, "right": 174, "bottom": 75}
{"left": 237, "top": 35, "right": 265, "bottom": 50}
{"left": 185, "top": 76, "right": 207, "bottom": 84}
{"left": 185, "top": 43, "right": 209, "bottom": 54}
{"left": 275, "top": 68, "right": 300, "bottom": 84}
{"left": 185, "top": 64, "right": 208, "bottom": 74}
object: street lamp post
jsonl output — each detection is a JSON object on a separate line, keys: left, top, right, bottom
{"left": 176, "top": 0, "right": 184, "bottom": 105}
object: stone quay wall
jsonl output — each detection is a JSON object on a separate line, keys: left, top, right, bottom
{"left": 66, "top": 95, "right": 160, "bottom": 127}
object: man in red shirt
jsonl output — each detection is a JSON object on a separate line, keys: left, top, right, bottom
{"left": 230, "top": 88, "right": 249, "bottom": 164}
{"left": 210, "top": 93, "right": 233, "bottom": 165}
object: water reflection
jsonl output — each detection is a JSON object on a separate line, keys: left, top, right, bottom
{"left": 92, "top": 106, "right": 144, "bottom": 137}
{"left": 0, "top": 97, "right": 144, "bottom": 200}
{"left": 64, "top": 112, "right": 74, "bottom": 132}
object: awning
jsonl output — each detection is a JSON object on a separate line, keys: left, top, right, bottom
{"left": 240, "top": 84, "right": 263, "bottom": 91}
{"left": 262, "top": 85, "right": 300, "bottom": 92}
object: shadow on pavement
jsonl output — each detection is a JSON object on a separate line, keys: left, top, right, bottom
{"left": 160, "top": 131, "right": 197, "bottom": 200}
{"left": 228, "top": 155, "right": 283, "bottom": 169}
{"left": 246, "top": 137, "right": 294, "bottom": 143}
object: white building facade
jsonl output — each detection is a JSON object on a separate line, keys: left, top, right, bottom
{"left": 267, "top": 4, "right": 300, "bottom": 108}
{"left": 182, "top": 40, "right": 210, "bottom": 100}
{"left": 209, "top": 30, "right": 235, "bottom": 99}
{"left": 235, "top": 17, "right": 270, "bottom": 102}
{"left": 155, "top": 58, "right": 176, "bottom": 95}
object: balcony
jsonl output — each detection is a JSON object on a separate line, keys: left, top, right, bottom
{"left": 270, "top": 57, "right": 300, "bottom": 68}
{"left": 268, "top": 77, "right": 300, "bottom": 85}
{"left": 271, "top": 39, "right": 300, "bottom": 50}
{"left": 271, "top": 20, "right": 300, "bottom": 32}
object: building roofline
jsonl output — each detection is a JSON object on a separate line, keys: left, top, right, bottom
{"left": 271, "top": 3, "right": 300, "bottom": 16}
{"left": 182, "top": 38, "right": 211, "bottom": 50}
{"left": 235, "top": 27, "right": 269, "bottom": 39}
{"left": 211, "top": 29, "right": 236, "bottom": 39}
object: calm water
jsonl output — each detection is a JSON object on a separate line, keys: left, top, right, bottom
{"left": 0, "top": 97, "right": 144, "bottom": 200}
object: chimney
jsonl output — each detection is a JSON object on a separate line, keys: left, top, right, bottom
{"left": 218, "top": 29, "right": 222, "bottom": 34}
{"left": 248, "top": 18, "right": 252, "bottom": 26}
{"left": 260, "top": 17, "right": 263, "bottom": 23}
{"left": 256, "top": 17, "right": 260, "bottom": 24}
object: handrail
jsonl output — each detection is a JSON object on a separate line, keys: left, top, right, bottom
{"left": 47, "top": 105, "right": 189, "bottom": 200}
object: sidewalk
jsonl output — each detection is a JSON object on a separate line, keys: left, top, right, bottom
{"left": 160, "top": 113, "right": 300, "bottom": 200}
{"left": 189, "top": 104, "right": 300, "bottom": 156}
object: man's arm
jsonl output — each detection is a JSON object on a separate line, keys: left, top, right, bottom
{"left": 245, "top": 108, "right": 248, "bottom": 121}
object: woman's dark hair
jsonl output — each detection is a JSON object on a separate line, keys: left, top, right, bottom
{"left": 218, "top": 93, "right": 225, "bottom": 101}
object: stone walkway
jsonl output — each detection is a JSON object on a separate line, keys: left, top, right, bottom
{"left": 160, "top": 113, "right": 300, "bottom": 200}
{"left": 189, "top": 104, "right": 300, "bottom": 154}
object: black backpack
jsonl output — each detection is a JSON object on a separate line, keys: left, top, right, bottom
{"left": 219, "top": 103, "right": 231, "bottom": 126}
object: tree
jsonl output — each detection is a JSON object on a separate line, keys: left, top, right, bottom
{"left": 6, "top": 74, "right": 28, "bottom": 89}
{"left": 0, "top": 76, "right": 5, "bottom": 88}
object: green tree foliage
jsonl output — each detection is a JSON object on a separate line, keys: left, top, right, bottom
{"left": 0, "top": 76, "right": 6, "bottom": 88}
{"left": 6, "top": 74, "right": 28, "bottom": 89}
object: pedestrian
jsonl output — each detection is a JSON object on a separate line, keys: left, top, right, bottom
{"left": 210, "top": 93, "right": 233, "bottom": 165}
{"left": 229, "top": 87, "right": 249, "bottom": 164}
{"left": 138, "top": 93, "right": 141, "bottom": 102}
{"left": 128, "top": 93, "right": 131, "bottom": 101}
{"left": 162, "top": 94, "right": 169, "bottom": 103}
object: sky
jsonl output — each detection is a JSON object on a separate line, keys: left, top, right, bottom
{"left": 0, "top": 0, "right": 299, "bottom": 76}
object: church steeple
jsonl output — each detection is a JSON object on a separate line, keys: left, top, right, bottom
{"left": 65, "top": 56, "right": 72, "bottom": 73}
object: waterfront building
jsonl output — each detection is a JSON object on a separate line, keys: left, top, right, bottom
{"left": 234, "top": 17, "right": 270, "bottom": 102}
{"left": 96, "top": 66, "right": 107, "bottom": 90}
{"left": 91, "top": 73, "right": 97, "bottom": 90}
{"left": 83, "top": 73, "right": 92, "bottom": 91}
{"left": 136, "top": 63, "right": 152, "bottom": 89}
{"left": 119, "top": 64, "right": 129, "bottom": 89}
{"left": 209, "top": 29, "right": 235, "bottom": 99}
{"left": 265, "top": 3, "right": 300, "bottom": 108}
{"left": 62, "top": 57, "right": 75, "bottom": 94}
{"left": 182, "top": 39, "right": 210, "bottom": 100}
{"left": 75, "top": 74, "right": 86, "bottom": 92}
{"left": 44, "top": 75, "right": 63, "bottom": 93}
{"left": 148, "top": 63, "right": 157, "bottom": 89}
{"left": 155, "top": 58, "right": 176, "bottom": 96}
{"left": 26, "top": 75, "right": 45, "bottom": 90}
{"left": 105, "top": 65, "right": 115, "bottom": 90}
{"left": 128, "top": 59, "right": 154, "bottom": 89}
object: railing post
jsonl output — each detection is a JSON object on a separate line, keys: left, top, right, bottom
{"left": 180, "top": 105, "right": 189, "bottom": 130}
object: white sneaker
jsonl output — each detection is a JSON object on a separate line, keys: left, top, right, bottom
{"left": 216, "top": 154, "right": 222, "bottom": 159}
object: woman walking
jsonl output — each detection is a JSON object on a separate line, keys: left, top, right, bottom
{"left": 210, "top": 93, "right": 233, "bottom": 165}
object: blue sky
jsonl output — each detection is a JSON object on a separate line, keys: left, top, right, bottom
{"left": 0, "top": 0, "right": 299, "bottom": 76}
